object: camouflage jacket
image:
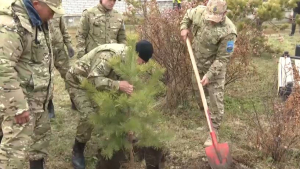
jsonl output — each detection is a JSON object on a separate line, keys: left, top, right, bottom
{"left": 66, "top": 44, "right": 126, "bottom": 90}
{"left": 180, "top": 5, "right": 237, "bottom": 79}
{"left": 0, "top": 0, "right": 56, "bottom": 115}
{"left": 49, "top": 16, "right": 72, "bottom": 47}
{"left": 76, "top": 4, "right": 126, "bottom": 59}
{"left": 49, "top": 17, "right": 71, "bottom": 79}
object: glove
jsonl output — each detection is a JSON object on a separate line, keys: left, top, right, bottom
{"left": 67, "top": 45, "right": 75, "bottom": 58}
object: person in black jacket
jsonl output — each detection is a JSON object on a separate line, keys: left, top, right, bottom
{"left": 290, "top": 1, "right": 300, "bottom": 36}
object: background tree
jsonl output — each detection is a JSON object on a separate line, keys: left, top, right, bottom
{"left": 227, "top": 0, "right": 297, "bottom": 23}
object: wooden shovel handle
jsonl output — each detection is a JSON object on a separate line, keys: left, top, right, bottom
{"left": 186, "top": 38, "right": 213, "bottom": 132}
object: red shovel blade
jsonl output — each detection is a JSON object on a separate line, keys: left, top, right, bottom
{"left": 205, "top": 132, "right": 232, "bottom": 169}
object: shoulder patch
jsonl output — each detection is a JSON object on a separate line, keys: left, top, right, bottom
{"left": 226, "top": 41, "right": 234, "bottom": 53}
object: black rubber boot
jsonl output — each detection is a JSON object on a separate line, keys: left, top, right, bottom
{"left": 30, "top": 159, "right": 44, "bottom": 169}
{"left": 72, "top": 139, "right": 86, "bottom": 169}
{"left": 48, "top": 99, "right": 55, "bottom": 119}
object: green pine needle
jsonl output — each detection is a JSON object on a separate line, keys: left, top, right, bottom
{"left": 82, "top": 38, "right": 172, "bottom": 159}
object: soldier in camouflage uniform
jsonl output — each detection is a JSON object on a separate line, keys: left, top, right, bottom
{"left": 0, "top": 0, "right": 64, "bottom": 168}
{"left": 76, "top": 0, "right": 127, "bottom": 59}
{"left": 48, "top": 16, "right": 74, "bottom": 118}
{"left": 66, "top": 41, "right": 154, "bottom": 169}
{"left": 180, "top": 0, "right": 237, "bottom": 147}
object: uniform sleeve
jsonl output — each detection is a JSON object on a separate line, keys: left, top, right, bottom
{"left": 53, "top": 43, "right": 70, "bottom": 79}
{"left": 0, "top": 24, "right": 29, "bottom": 116}
{"left": 205, "top": 33, "right": 237, "bottom": 80}
{"left": 117, "top": 20, "right": 127, "bottom": 44}
{"left": 180, "top": 8, "right": 195, "bottom": 30}
{"left": 88, "top": 52, "right": 120, "bottom": 90}
{"left": 59, "top": 17, "right": 72, "bottom": 47}
{"left": 76, "top": 10, "right": 90, "bottom": 59}
{"left": 71, "top": 52, "right": 120, "bottom": 90}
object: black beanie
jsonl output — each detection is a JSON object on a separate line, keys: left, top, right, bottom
{"left": 136, "top": 40, "right": 153, "bottom": 62}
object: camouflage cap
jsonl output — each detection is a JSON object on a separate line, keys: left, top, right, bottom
{"left": 39, "top": 0, "right": 65, "bottom": 15}
{"left": 205, "top": 0, "right": 227, "bottom": 23}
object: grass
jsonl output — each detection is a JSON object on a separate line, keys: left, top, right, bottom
{"left": 45, "top": 25, "right": 300, "bottom": 169}
{"left": 221, "top": 25, "right": 300, "bottom": 169}
{"left": 265, "top": 23, "right": 300, "bottom": 56}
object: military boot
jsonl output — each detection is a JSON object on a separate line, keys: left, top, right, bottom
{"left": 29, "top": 159, "right": 44, "bottom": 169}
{"left": 72, "top": 139, "right": 86, "bottom": 169}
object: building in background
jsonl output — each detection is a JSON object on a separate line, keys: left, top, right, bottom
{"left": 62, "top": 0, "right": 173, "bottom": 27}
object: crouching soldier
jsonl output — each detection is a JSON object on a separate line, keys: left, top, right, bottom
{"left": 65, "top": 40, "right": 166, "bottom": 169}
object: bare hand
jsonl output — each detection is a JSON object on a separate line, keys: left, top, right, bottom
{"left": 15, "top": 111, "right": 30, "bottom": 125}
{"left": 200, "top": 75, "right": 209, "bottom": 86}
{"left": 119, "top": 81, "right": 134, "bottom": 95}
{"left": 181, "top": 29, "right": 190, "bottom": 41}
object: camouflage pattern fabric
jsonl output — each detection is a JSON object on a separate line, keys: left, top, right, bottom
{"left": 39, "top": 0, "right": 65, "bottom": 15}
{"left": 67, "top": 86, "right": 96, "bottom": 143}
{"left": 27, "top": 14, "right": 53, "bottom": 163}
{"left": 76, "top": 3, "right": 126, "bottom": 59}
{"left": 0, "top": 114, "right": 33, "bottom": 169}
{"left": 205, "top": 0, "right": 227, "bottom": 23}
{"left": 27, "top": 109, "right": 51, "bottom": 161}
{"left": 49, "top": 16, "right": 72, "bottom": 49}
{"left": 191, "top": 71, "right": 226, "bottom": 130}
{"left": 48, "top": 16, "right": 72, "bottom": 100}
{"left": 0, "top": 0, "right": 62, "bottom": 166}
{"left": 66, "top": 44, "right": 126, "bottom": 143}
{"left": 180, "top": 2, "right": 237, "bottom": 130}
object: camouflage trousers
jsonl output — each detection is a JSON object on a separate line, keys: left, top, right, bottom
{"left": 192, "top": 71, "right": 226, "bottom": 130}
{"left": 67, "top": 86, "right": 95, "bottom": 143}
{"left": 0, "top": 113, "right": 33, "bottom": 169}
{"left": 28, "top": 109, "right": 51, "bottom": 161}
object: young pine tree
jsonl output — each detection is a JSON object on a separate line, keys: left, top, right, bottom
{"left": 82, "top": 38, "right": 171, "bottom": 163}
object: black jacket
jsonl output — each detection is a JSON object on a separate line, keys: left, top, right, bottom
{"left": 293, "top": 2, "right": 300, "bottom": 14}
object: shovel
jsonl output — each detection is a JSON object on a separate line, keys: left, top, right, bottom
{"left": 186, "top": 38, "right": 233, "bottom": 169}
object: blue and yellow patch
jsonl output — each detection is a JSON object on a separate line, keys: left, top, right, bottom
{"left": 226, "top": 41, "right": 234, "bottom": 53}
